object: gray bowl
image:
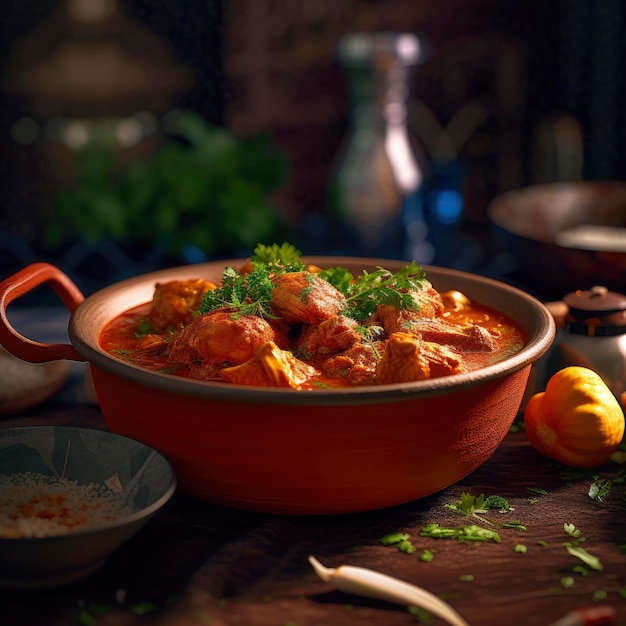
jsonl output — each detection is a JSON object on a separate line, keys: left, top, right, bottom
{"left": 0, "top": 426, "right": 176, "bottom": 589}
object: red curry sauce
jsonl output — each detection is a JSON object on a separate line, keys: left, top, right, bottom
{"left": 99, "top": 298, "right": 526, "bottom": 389}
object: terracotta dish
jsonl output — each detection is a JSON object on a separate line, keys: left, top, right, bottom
{"left": 0, "top": 258, "right": 555, "bottom": 515}
{"left": 488, "top": 181, "right": 626, "bottom": 299}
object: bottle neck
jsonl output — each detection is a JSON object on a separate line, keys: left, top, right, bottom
{"left": 346, "top": 64, "right": 413, "bottom": 129}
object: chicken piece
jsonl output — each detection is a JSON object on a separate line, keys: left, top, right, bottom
{"left": 375, "top": 332, "right": 429, "bottom": 384}
{"left": 147, "top": 279, "right": 216, "bottom": 332}
{"left": 320, "top": 341, "right": 384, "bottom": 386}
{"left": 376, "top": 303, "right": 497, "bottom": 352}
{"left": 420, "top": 341, "right": 466, "bottom": 377}
{"left": 270, "top": 271, "right": 347, "bottom": 325}
{"left": 374, "top": 287, "right": 445, "bottom": 334}
{"left": 295, "top": 315, "right": 361, "bottom": 357}
{"left": 409, "top": 318, "right": 498, "bottom": 352}
{"left": 375, "top": 285, "right": 445, "bottom": 326}
{"left": 220, "top": 341, "right": 318, "bottom": 388}
{"left": 167, "top": 308, "right": 285, "bottom": 367}
{"left": 375, "top": 332, "right": 464, "bottom": 385}
{"left": 187, "top": 361, "right": 223, "bottom": 381}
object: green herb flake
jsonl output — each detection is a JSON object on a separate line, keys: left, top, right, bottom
{"left": 560, "top": 576, "right": 575, "bottom": 589}
{"left": 398, "top": 539, "right": 417, "bottom": 554}
{"left": 592, "top": 590, "right": 608, "bottom": 602}
{"left": 514, "top": 544, "right": 527, "bottom": 553}
{"left": 565, "top": 545, "right": 603, "bottom": 571}
{"left": 135, "top": 319, "right": 152, "bottom": 338}
{"left": 484, "top": 495, "right": 511, "bottom": 512}
{"left": 573, "top": 565, "right": 590, "bottom": 576}
{"left": 459, "top": 574, "right": 474, "bottom": 582}
{"left": 420, "top": 523, "right": 500, "bottom": 543}
{"left": 527, "top": 487, "right": 550, "bottom": 496}
{"left": 537, "top": 540, "right": 548, "bottom": 547}
{"left": 563, "top": 523, "right": 582, "bottom": 539}
{"left": 379, "top": 532, "right": 410, "bottom": 545}
{"left": 419, "top": 549, "right": 435, "bottom": 563}
{"left": 588, "top": 478, "right": 612, "bottom": 502}
{"left": 458, "top": 525, "right": 501, "bottom": 543}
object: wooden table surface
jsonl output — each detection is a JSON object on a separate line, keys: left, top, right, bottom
{"left": 2, "top": 397, "right": 625, "bottom": 626}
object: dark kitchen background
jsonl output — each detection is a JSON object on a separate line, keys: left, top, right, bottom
{"left": 0, "top": 0, "right": 624, "bottom": 297}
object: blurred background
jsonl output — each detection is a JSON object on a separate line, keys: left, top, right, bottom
{"left": 0, "top": 0, "right": 625, "bottom": 300}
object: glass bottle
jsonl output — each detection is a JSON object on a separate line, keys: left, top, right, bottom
{"left": 327, "top": 32, "right": 433, "bottom": 262}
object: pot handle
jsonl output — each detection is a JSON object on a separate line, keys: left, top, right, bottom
{"left": 0, "top": 262, "right": 86, "bottom": 363}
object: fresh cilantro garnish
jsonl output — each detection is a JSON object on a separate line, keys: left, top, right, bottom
{"left": 250, "top": 242, "right": 305, "bottom": 273}
{"left": 199, "top": 243, "right": 304, "bottom": 317}
{"left": 200, "top": 265, "right": 276, "bottom": 317}
{"left": 199, "top": 242, "right": 428, "bottom": 322}
{"left": 320, "top": 261, "right": 427, "bottom": 321}
{"left": 445, "top": 492, "right": 488, "bottom": 517}
{"left": 445, "top": 492, "right": 512, "bottom": 517}
{"left": 484, "top": 495, "right": 511, "bottom": 512}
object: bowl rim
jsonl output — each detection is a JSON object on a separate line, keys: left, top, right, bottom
{"left": 0, "top": 425, "right": 177, "bottom": 543}
{"left": 486, "top": 180, "right": 626, "bottom": 242}
{"left": 68, "top": 256, "right": 556, "bottom": 405}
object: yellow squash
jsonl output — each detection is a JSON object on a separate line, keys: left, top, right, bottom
{"left": 524, "top": 366, "right": 625, "bottom": 467}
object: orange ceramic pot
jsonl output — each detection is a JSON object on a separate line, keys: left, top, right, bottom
{"left": 0, "top": 258, "right": 555, "bottom": 515}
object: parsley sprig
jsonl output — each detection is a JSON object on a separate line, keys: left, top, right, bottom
{"left": 250, "top": 242, "right": 305, "bottom": 274}
{"left": 320, "top": 261, "right": 428, "bottom": 321}
{"left": 199, "top": 243, "right": 429, "bottom": 322}
{"left": 199, "top": 242, "right": 303, "bottom": 317}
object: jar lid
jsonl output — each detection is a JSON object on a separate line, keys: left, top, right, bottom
{"left": 563, "top": 285, "right": 626, "bottom": 336}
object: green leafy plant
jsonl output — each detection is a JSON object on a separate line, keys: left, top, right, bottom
{"left": 43, "top": 111, "right": 291, "bottom": 259}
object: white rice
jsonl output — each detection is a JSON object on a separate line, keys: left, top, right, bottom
{"left": 0, "top": 472, "right": 132, "bottom": 538}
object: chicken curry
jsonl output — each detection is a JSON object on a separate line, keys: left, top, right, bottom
{"left": 99, "top": 243, "right": 526, "bottom": 389}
